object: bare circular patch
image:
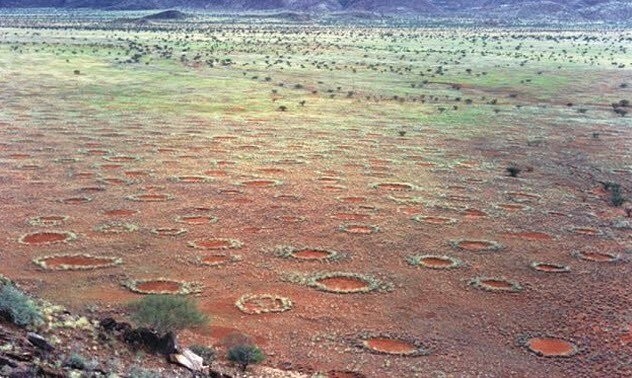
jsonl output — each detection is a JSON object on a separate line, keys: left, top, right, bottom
{"left": 571, "top": 227, "right": 603, "bottom": 236}
{"left": 239, "top": 179, "right": 282, "bottom": 188}
{"left": 371, "top": 182, "right": 416, "bottom": 191}
{"left": 97, "top": 177, "right": 133, "bottom": 186}
{"left": 151, "top": 227, "right": 188, "bottom": 237}
{"left": 198, "top": 254, "right": 241, "bottom": 267}
{"left": 305, "top": 272, "right": 391, "bottom": 294}
{"left": 19, "top": 231, "right": 77, "bottom": 246}
{"left": 356, "top": 333, "right": 429, "bottom": 357}
{"left": 124, "top": 278, "right": 201, "bottom": 295}
{"left": 102, "top": 209, "right": 139, "bottom": 217}
{"left": 33, "top": 254, "right": 122, "bottom": 271}
{"left": 496, "top": 203, "right": 530, "bottom": 212}
{"left": 126, "top": 193, "right": 174, "bottom": 202}
{"left": 469, "top": 277, "right": 522, "bottom": 292}
{"left": 525, "top": 337, "right": 578, "bottom": 357}
{"left": 407, "top": 255, "right": 461, "bottom": 270}
{"left": 235, "top": 294, "right": 293, "bottom": 314}
{"left": 573, "top": 250, "right": 619, "bottom": 263}
{"left": 505, "top": 191, "right": 541, "bottom": 204}
{"left": 59, "top": 197, "right": 92, "bottom": 205}
{"left": 531, "top": 262, "right": 571, "bottom": 273}
{"left": 176, "top": 215, "right": 218, "bottom": 225}
{"left": 412, "top": 215, "right": 457, "bottom": 225}
{"left": 103, "top": 155, "right": 139, "bottom": 163}
{"left": 462, "top": 208, "right": 488, "bottom": 218}
{"left": 273, "top": 245, "right": 345, "bottom": 262}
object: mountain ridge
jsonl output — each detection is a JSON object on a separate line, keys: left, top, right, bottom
{"left": 0, "top": 0, "right": 630, "bottom": 21}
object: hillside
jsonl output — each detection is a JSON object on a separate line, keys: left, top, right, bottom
{"left": 0, "top": 0, "right": 630, "bottom": 22}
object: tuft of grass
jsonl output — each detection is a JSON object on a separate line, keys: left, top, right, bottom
{"left": 0, "top": 284, "right": 43, "bottom": 327}
{"left": 506, "top": 166, "right": 521, "bottom": 177}
{"left": 128, "top": 295, "right": 208, "bottom": 336}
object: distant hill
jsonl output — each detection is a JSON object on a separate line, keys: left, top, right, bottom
{"left": 0, "top": 0, "right": 630, "bottom": 22}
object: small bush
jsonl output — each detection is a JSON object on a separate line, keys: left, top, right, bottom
{"left": 601, "top": 182, "right": 626, "bottom": 207}
{"left": 506, "top": 166, "right": 521, "bottom": 177}
{"left": 228, "top": 344, "right": 265, "bottom": 372}
{"left": 128, "top": 295, "right": 208, "bottom": 336}
{"left": 64, "top": 353, "right": 87, "bottom": 370}
{"left": 0, "top": 285, "right": 43, "bottom": 327}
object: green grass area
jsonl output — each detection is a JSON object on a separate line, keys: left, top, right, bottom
{"left": 0, "top": 14, "right": 630, "bottom": 136}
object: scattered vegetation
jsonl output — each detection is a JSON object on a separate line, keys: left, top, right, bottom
{"left": 0, "top": 284, "right": 43, "bottom": 327}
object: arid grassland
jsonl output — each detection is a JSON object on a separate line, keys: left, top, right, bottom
{"left": 0, "top": 10, "right": 631, "bottom": 377}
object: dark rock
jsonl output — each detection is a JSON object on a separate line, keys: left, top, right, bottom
{"left": 4, "top": 351, "right": 33, "bottom": 362}
{"left": 0, "top": 354, "right": 19, "bottom": 368}
{"left": 158, "top": 331, "right": 178, "bottom": 355}
{"left": 209, "top": 370, "right": 233, "bottom": 378}
{"left": 113, "top": 321, "right": 132, "bottom": 333}
{"left": 99, "top": 317, "right": 117, "bottom": 332}
{"left": 123, "top": 327, "right": 160, "bottom": 351}
{"left": 27, "top": 333, "right": 53, "bottom": 352}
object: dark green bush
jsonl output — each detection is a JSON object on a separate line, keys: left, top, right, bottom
{"left": 128, "top": 295, "right": 208, "bottom": 336}
{"left": 227, "top": 344, "right": 265, "bottom": 371}
{"left": 64, "top": 353, "right": 87, "bottom": 370}
{"left": 0, "top": 284, "right": 43, "bottom": 327}
{"left": 602, "top": 182, "right": 626, "bottom": 207}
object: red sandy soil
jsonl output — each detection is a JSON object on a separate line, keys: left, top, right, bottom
{"left": 135, "top": 280, "right": 182, "bottom": 294}
{"left": 364, "top": 337, "right": 416, "bottom": 354}
{"left": 39, "top": 255, "right": 116, "bottom": 269}
{"left": 526, "top": 337, "right": 577, "bottom": 357}
{"left": 0, "top": 108, "right": 630, "bottom": 377}
{"left": 315, "top": 276, "right": 369, "bottom": 292}
{"left": 419, "top": 257, "right": 455, "bottom": 268}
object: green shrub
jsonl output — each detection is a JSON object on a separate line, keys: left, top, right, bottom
{"left": 602, "top": 181, "right": 626, "bottom": 207}
{"left": 64, "top": 353, "right": 87, "bottom": 370}
{"left": 227, "top": 344, "right": 265, "bottom": 371}
{"left": 0, "top": 284, "right": 43, "bottom": 327}
{"left": 128, "top": 295, "right": 208, "bottom": 335}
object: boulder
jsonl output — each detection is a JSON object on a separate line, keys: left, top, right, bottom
{"left": 26, "top": 333, "right": 53, "bottom": 352}
{"left": 169, "top": 348, "right": 204, "bottom": 372}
